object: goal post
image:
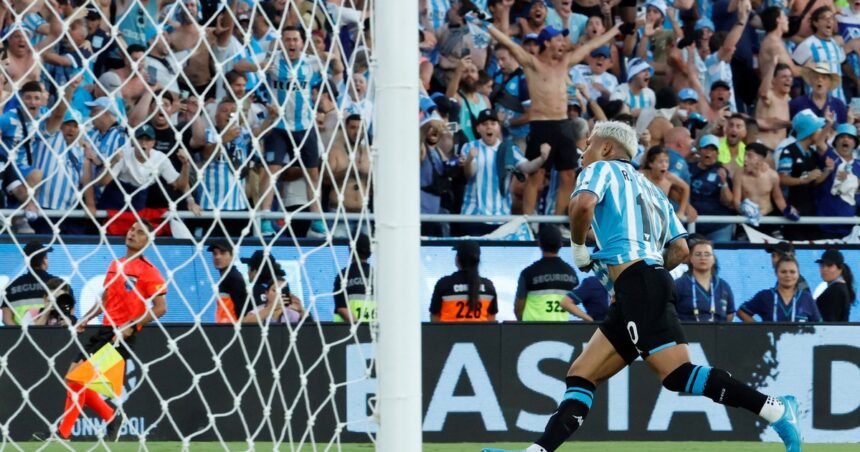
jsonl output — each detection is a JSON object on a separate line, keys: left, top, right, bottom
{"left": 373, "top": 0, "right": 423, "bottom": 450}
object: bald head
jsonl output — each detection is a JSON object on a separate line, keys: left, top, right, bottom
{"left": 664, "top": 127, "right": 693, "bottom": 157}
{"left": 648, "top": 117, "right": 672, "bottom": 145}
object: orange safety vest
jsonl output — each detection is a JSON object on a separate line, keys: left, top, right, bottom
{"left": 438, "top": 295, "right": 494, "bottom": 322}
{"left": 215, "top": 293, "right": 237, "bottom": 324}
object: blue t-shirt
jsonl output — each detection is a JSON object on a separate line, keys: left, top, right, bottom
{"left": 815, "top": 148, "right": 860, "bottom": 236}
{"left": 689, "top": 163, "right": 733, "bottom": 234}
{"left": 674, "top": 274, "right": 735, "bottom": 322}
{"left": 567, "top": 276, "right": 609, "bottom": 322}
{"left": 740, "top": 288, "right": 822, "bottom": 322}
{"left": 789, "top": 95, "right": 848, "bottom": 125}
{"left": 667, "top": 149, "right": 691, "bottom": 184}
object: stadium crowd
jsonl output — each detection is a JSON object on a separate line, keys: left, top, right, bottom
{"left": 0, "top": 0, "right": 858, "bottom": 243}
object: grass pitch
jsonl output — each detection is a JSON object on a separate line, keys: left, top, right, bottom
{"left": 13, "top": 443, "right": 858, "bottom": 451}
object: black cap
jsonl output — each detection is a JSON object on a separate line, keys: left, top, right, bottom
{"left": 206, "top": 239, "right": 232, "bottom": 253}
{"left": 454, "top": 240, "right": 481, "bottom": 264}
{"left": 476, "top": 109, "right": 499, "bottom": 125}
{"left": 86, "top": 7, "right": 100, "bottom": 20}
{"left": 355, "top": 234, "right": 371, "bottom": 259}
{"left": 241, "top": 250, "right": 267, "bottom": 270}
{"left": 710, "top": 80, "right": 731, "bottom": 92}
{"left": 23, "top": 241, "right": 53, "bottom": 258}
{"left": 538, "top": 225, "right": 563, "bottom": 252}
{"left": 765, "top": 241, "right": 794, "bottom": 255}
{"left": 815, "top": 249, "right": 845, "bottom": 266}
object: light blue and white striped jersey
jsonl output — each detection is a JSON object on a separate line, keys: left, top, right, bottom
{"left": 32, "top": 131, "right": 84, "bottom": 210}
{"left": 0, "top": 106, "right": 49, "bottom": 167}
{"left": 610, "top": 84, "right": 656, "bottom": 111}
{"left": 461, "top": 139, "right": 525, "bottom": 216}
{"left": 704, "top": 53, "right": 737, "bottom": 112}
{"left": 545, "top": 8, "right": 589, "bottom": 43}
{"left": 267, "top": 53, "right": 323, "bottom": 132}
{"left": 570, "top": 65, "right": 619, "bottom": 102}
{"left": 21, "top": 13, "right": 47, "bottom": 47}
{"left": 427, "top": 0, "right": 452, "bottom": 31}
{"left": 792, "top": 36, "right": 847, "bottom": 102}
{"left": 198, "top": 127, "right": 252, "bottom": 211}
{"left": 240, "top": 30, "right": 278, "bottom": 94}
{"left": 837, "top": 8, "right": 860, "bottom": 82}
{"left": 86, "top": 124, "right": 127, "bottom": 160}
{"left": 573, "top": 160, "right": 687, "bottom": 266}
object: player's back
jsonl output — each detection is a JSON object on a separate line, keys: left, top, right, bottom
{"left": 574, "top": 160, "right": 685, "bottom": 266}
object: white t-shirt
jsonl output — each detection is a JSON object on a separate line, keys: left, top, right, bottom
{"left": 113, "top": 144, "right": 180, "bottom": 188}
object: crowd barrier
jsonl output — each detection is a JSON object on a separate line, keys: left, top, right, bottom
{"left": 0, "top": 324, "right": 857, "bottom": 442}
{"left": 0, "top": 239, "right": 858, "bottom": 323}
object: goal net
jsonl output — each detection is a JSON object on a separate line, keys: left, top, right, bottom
{"left": 0, "top": 0, "right": 420, "bottom": 448}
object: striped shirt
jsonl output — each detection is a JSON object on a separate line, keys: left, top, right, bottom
{"left": 704, "top": 53, "right": 738, "bottom": 112}
{"left": 86, "top": 124, "right": 127, "bottom": 160}
{"left": 0, "top": 107, "right": 49, "bottom": 167}
{"left": 837, "top": 9, "right": 860, "bottom": 94}
{"left": 610, "top": 84, "right": 656, "bottom": 111}
{"left": 792, "top": 36, "right": 847, "bottom": 102}
{"left": 198, "top": 127, "right": 252, "bottom": 211}
{"left": 21, "top": 13, "right": 47, "bottom": 47}
{"left": 32, "top": 131, "right": 84, "bottom": 210}
{"left": 461, "top": 139, "right": 525, "bottom": 216}
{"left": 266, "top": 53, "right": 323, "bottom": 132}
{"left": 246, "top": 31, "right": 278, "bottom": 94}
{"left": 427, "top": 0, "right": 452, "bottom": 31}
{"left": 573, "top": 160, "right": 687, "bottom": 266}
{"left": 570, "top": 65, "right": 618, "bottom": 102}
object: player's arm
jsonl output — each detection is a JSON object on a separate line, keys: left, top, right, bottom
{"left": 559, "top": 295, "right": 593, "bottom": 322}
{"left": 567, "top": 23, "right": 622, "bottom": 68}
{"left": 663, "top": 237, "right": 690, "bottom": 271}
{"left": 569, "top": 191, "right": 597, "bottom": 270}
{"left": 75, "top": 293, "right": 106, "bottom": 332}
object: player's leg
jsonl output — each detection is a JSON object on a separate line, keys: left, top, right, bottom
{"left": 496, "top": 304, "right": 638, "bottom": 452}
{"left": 632, "top": 264, "right": 801, "bottom": 451}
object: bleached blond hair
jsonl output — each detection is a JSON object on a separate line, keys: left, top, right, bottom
{"left": 590, "top": 120, "right": 638, "bottom": 160}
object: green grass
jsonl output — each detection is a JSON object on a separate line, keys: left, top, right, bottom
{"left": 11, "top": 443, "right": 859, "bottom": 452}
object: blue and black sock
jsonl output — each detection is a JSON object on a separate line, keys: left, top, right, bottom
{"left": 535, "top": 376, "right": 595, "bottom": 452}
{"left": 662, "top": 363, "right": 767, "bottom": 414}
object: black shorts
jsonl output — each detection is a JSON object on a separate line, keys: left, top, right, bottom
{"left": 263, "top": 128, "right": 320, "bottom": 169}
{"left": 75, "top": 326, "right": 137, "bottom": 362}
{"left": 599, "top": 261, "right": 687, "bottom": 364}
{"left": 526, "top": 120, "right": 578, "bottom": 171}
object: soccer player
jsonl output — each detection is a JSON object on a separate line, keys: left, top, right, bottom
{"left": 484, "top": 121, "right": 801, "bottom": 452}
{"left": 58, "top": 219, "right": 167, "bottom": 439}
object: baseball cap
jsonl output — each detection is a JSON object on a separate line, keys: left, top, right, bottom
{"left": 355, "top": 234, "right": 371, "bottom": 259}
{"left": 97, "top": 71, "right": 122, "bottom": 94}
{"left": 523, "top": 33, "right": 539, "bottom": 44}
{"left": 590, "top": 46, "right": 611, "bottom": 59}
{"left": 84, "top": 96, "right": 120, "bottom": 118}
{"left": 815, "top": 249, "right": 845, "bottom": 266}
{"left": 62, "top": 110, "right": 81, "bottom": 124}
{"left": 792, "top": 111, "right": 826, "bottom": 141}
{"left": 23, "top": 241, "right": 54, "bottom": 258}
{"left": 698, "top": 134, "right": 719, "bottom": 150}
{"left": 206, "top": 239, "right": 232, "bottom": 253}
{"left": 678, "top": 88, "right": 698, "bottom": 102}
{"left": 765, "top": 241, "right": 794, "bottom": 256}
{"left": 454, "top": 241, "right": 481, "bottom": 264}
{"left": 537, "top": 26, "right": 569, "bottom": 48}
{"left": 241, "top": 250, "right": 267, "bottom": 269}
{"left": 710, "top": 80, "right": 731, "bottom": 92}
{"left": 538, "top": 225, "right": 564, "bottom": 252}
{"left": 477, "top": 109, "right": 499, "bottom": 124}
{"left": 86, "top": 7, "right": 101, "bottom": 20}
{"left": 135, "top": 124, "right": 156, "bottom": 140}
{"left": 694, "top": 18, "right": 715, "bottom": 32}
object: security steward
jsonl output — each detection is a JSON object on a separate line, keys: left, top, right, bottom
{"left": 514, "top": 225, "right": 580, "bottom": 321}
{"left": 333, "top": 234, "right": 376, "bottom": 323}
{"left": 429, "top": 240, "right": 498, "bottom": 322}
{"left": 208, "top": 239, "right": 249, "bottom": 324}
{"left": 2, "top": 242, "right": 69, "bottom": 326}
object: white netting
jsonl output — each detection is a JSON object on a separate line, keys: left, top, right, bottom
{"left": 0, "top": 0, "right": 379, "bottom": 448}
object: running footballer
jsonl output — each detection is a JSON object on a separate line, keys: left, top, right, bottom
{"left": 58, "top": 219, "right": 167, "bottom": 439}
{"left": 484, "top": 122, "right": 801, "bottom": 452}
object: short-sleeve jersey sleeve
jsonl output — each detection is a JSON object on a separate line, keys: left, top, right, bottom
{"left": 574, "top": 161, "right": 612, "bottom": 203}
{"left": 142, "top": 264, "right": 167, "bottom": 299}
